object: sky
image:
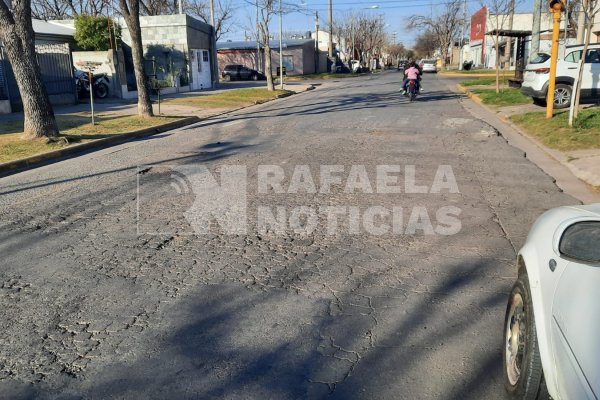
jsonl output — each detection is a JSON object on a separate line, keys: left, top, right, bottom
{"left": 220, "top": 0, "right": 534, "bottom": 47}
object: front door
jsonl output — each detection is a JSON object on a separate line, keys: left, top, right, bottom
{"left": 191, "top": 49, "right": 212, "bottom": 90}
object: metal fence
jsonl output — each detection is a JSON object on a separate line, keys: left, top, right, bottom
{"left": 1, "top": 43, "right": 76, "bottom": 108}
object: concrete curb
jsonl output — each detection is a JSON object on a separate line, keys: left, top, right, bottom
{"left": 457, "top": 83, "right": 600, "bottom": 189}
{"left": 0, "top": 85, "right": 317, "bottom": 177}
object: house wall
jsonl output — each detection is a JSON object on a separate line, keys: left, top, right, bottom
{"left": 218, "top": 50, "right": 261, "bottom": 73}
{"left": 270, "top": 42, "right": 316, "bottom": 75}
{"left": 119, "top": 14, "right": 214, "bottom": 92}
{"left": 218, "top": 42, "right": 316, "bottom": 76}
{"left": 72, "top": 50, "right": 123, "bottom": 98}
{"left": 470, "top": 6, "right": 487, "bottom": 65}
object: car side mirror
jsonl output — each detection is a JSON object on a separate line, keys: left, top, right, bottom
{"left": 559, "top": 221, "right": 600, "bottom": 263}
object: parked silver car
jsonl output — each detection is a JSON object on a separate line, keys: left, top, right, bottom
{"left": 419, "top": 59, "right": 438, "bottom": 73}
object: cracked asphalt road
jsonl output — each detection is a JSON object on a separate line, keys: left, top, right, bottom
{"left": 0, "top": 72, "right": 576, "bottom": 399}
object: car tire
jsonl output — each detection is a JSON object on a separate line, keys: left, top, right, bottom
{"left": 552, "top": 83, "right": 572, "bottom": 109}
{"left": 503, "top": 272, "right": 548, "bottom": 400}
{"left": 251, "top": 73, "right": 258, "bottom": 81}
{"left": 223, "top": 74, "right": 231, "bottom": 82}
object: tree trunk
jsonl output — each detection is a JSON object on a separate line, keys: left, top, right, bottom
{"left": 264, "top": 42, "right": 274, "bottom": 91}
{"left": 0, "top": 7, "right": 59, "bottom": 138}
{"left": 120, "top": 0, "right": 154, "bottom": 117}
{"left": 495, "top": 38, "right": 500, "bottom": 93}
{"left": 573, "top": 12, "right": 595, "bottom": 120}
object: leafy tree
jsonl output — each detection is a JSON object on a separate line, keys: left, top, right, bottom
{"left": 0, "top": 0, "right": 59, "bottom": 138}
{"left": 74, "top": 15, "right": 121, "bottom": 51}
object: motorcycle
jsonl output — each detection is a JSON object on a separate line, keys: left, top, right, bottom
{"left": 75, "top": 69, "right": 110, "bottom": 99}
{"left": 407, "top": 79, "right": 418, "bottom": 101}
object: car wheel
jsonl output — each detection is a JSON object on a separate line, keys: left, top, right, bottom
{"left": 223, "top": 74, "right": 231, "bottom": 82}
{"left": 503, "top": 272, "right": 547, "bottom": 400}
{"left": 552, "top": 83, "right": 572, "bottom": 109}
{"left": 251, "top": 73, "right": 258, "bottom": 81}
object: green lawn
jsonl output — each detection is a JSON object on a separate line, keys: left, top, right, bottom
{"left": 0, "top": 114, "right": 180, "bottom": 163}
{"left": 441, "top": 69, "right": 512, "bottom": 75}
{"left": 472, "top": 88, "right": 533, "bottom": 107}
{"left": 164, "top": 88, "right": 290, "bottom": 108}
{"left": 461, "top": 76, "right": 510, "bottom": 86}
{"left": 286, "top": 72, "right": 360, "bottom": 81}
{"left": 510, "top": 108, "right": 600, "bottom": 151}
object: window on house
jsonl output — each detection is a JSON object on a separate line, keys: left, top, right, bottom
{"left": 203, "top": 51, "right": 209, "bottom": 62}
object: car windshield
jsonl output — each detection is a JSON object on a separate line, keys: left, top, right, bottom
{"left": 530, "top": 53, "right": 550, "bottom": 64}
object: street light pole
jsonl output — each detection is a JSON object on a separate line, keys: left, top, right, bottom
{"left": 256, "top": 0, "right": 261, "bottom": 72}
{"left": 459, "top": 0, "right": 466, "bottom": 70}
{"left": 279, "top": 0, "right": 284, "bottom": 89}
{"left": 210, "top": 0, "right": 218, "bottom": 88}
{"left": 328, "top": 0, "right": 333, "bottom": 59}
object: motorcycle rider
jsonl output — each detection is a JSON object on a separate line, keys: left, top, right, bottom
{"left": 400, "top": 61, "right": 423, "bottom": 94}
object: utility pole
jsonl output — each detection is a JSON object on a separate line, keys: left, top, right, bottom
{"left": 546, "top": 0, "right": 565, "bottom": 118}
{"left": 328, "top": 0, "right": 333, "bottom": 59}
{"left": 531, "top": 0, "right": 542, "bottom": 61}
{"left": 279, "top": 0, "right": 284, "bottom": 89}
{"left": 459, "top": 0, "right": 467, "bottom": 70}
{"left": 178, "top": 0, "right": 183, "bottom": 14}
{"left": 577, "top": 0, "right": 587, "bottom": 43}
{"left": 256, "top": 0, "right": 261, "bottom": 72}
{"left": 506, "top": 0, "right": 516, "bottom": 68}
{"left": 315, "top": 11, "right": 319, "bottom": 73}
{"left": 210, "top": 0, "right": 218, "bottom": 88}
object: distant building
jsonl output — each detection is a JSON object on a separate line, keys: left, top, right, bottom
{"left": 217, "top": 39, "right": 317, "bottom": 76}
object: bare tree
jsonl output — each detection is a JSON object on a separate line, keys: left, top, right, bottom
{"left": 119, "top": 0, "right": 154, "bottom": 116}
{"left": 255, "top": 0, "right": 277, "bottom": 90}
{"left": 570, "top": 0, "right": 600, "bottom": 125}
{"left": 413, "top": 29, "right": 437, "bottom": 58}
{"left": 184, "top": 0, "right": 234, "bottom": 41}
{"left": 0, "top": 0, "right": 59, "bottom": 138}
{"left": 31, "top": 0, "right": 109, "bottom": 19}
{"left": 484, "top": 0, "right": 522, "bottom": 92}
{"left": 408, "top": 0, "right": 461, "bottom": 71}
{"left": 335, "top": 12, "right": 386, "bottom": 66}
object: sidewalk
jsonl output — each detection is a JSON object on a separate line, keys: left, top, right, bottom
{"left": 0, "top": 81, "right": 315, "bottom": 175}
{"left": 458, "top": 83, "right": 600, "bottom": 193}
{"left": 0, "top": 81, "right": 315, "bottom": 122}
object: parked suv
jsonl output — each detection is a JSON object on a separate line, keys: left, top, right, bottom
{"left": 521, "top": 44, "right": 600, "bottom": 108}
{"left": 221, "top": 65, "right": 264, "bottom": 81}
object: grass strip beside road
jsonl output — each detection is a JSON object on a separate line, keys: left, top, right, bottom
{"left": 0, "top": 114, "right": 180, "bottom": 164}
{"left": 471, "top": 88, "right": 532, "bottom": 107}
{"left": 441, "top": 69, "right": 513, "bottom": 75}
{"left": 461, "top": 76, "right": 510, "bottom": 86}
{"left": 510, "top": 108, "right": 600, "bottom": 151}
{"left": 164, "top": 88, "right": 290, "bottom": 108}
{"left": 286, "top": 72, "right": 360, "bottom": 81}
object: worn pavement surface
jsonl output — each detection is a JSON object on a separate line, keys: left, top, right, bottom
{"left": 0, "top": 71, "right": 581, "bottom": 399}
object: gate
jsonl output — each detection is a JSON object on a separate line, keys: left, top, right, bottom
{"left": 2, "top": 43, "right": 76, "bottom": 109}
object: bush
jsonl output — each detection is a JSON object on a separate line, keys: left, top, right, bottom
{"left": 74, "top": 16, "right": 121, "bottom": 51}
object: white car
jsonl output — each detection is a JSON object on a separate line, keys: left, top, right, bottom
{"left": 419, "top": 59, "right": 438, "bottom": 73}
{"left": 521, "top": 44, "right": 600, "bottom": 108}
{"left": 504, "top": 204, "right": 600, "bottom": 399}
